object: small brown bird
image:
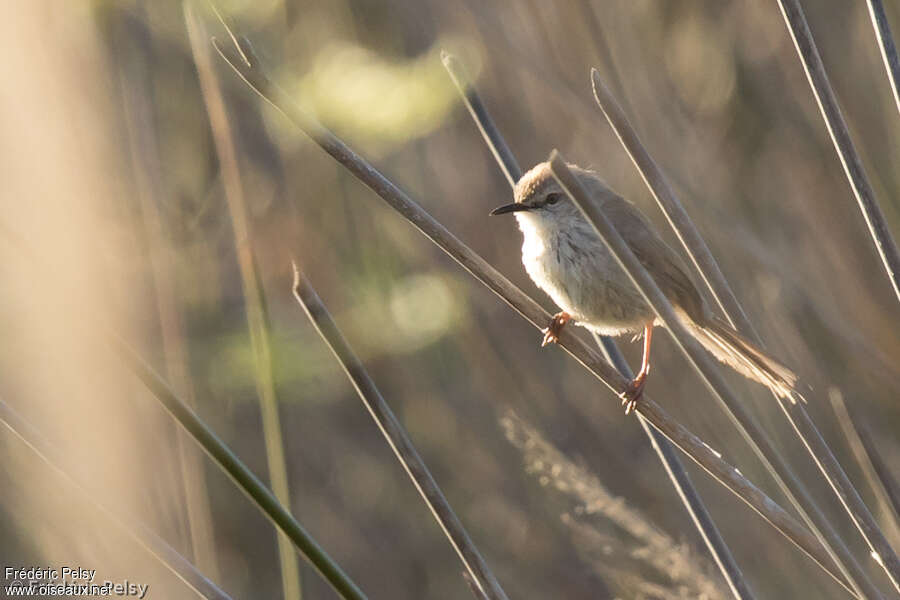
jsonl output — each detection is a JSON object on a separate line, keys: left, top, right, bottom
{"left": 490, "top": 162, "right": 797, "bottom": 412}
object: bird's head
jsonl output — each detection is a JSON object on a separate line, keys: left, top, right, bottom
{"left": 490, "top": 161, "right": 610, "bottom": 232}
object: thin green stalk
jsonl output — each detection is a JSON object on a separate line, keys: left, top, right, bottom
{"left": 212, "top": 37, "right": 854, "bottom": 595}
{"left": 184, "top": 6, "right": 301, "bottom": 599}
{"left": 441, "top": 51, "right": 754, "bottom": 600}
{"left": 0, "top": 398, "right": 233, "bottom": 600}
{"left": 110, "top": 332, "right": 368, "bottom": 600}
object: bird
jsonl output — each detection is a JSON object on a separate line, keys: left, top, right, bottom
{"left": 490, "top": 161, "right": 797, "bottom": 413}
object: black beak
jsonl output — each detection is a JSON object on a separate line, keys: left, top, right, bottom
{"left": 490, "top": 202, "right": 530, "bottom": 216}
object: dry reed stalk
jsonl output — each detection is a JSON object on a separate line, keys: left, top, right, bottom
{"left": 292, "top": 264, "right": 510, "bottom": 600}
{"left": 592, "top": 55, "right": 895, "bottom": 597}
{"left": 213, "top": 36, "right": 855, "bottom": 597}
{"left": 551, "top": 151, "right": 878, "bottom": 600}
{"left": 866, "top": 0, "right": 900, "bottom": 119}
{"left": 441, "top": 51, "right": 752, "bottom": 600}
{"left": 777, "top": 0, "right": 900, "bottom": 309}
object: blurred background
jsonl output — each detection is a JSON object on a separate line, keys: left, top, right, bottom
{"left": 1, "top": 1, "right": 899, "bottom": 598}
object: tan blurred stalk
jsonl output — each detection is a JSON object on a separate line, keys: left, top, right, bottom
{"left": 0, "top": 399, "right": 233, "bottom": 600}
{"left": 116, "top": 4, "right": 222, "bottom": 583}
{"left": 0, "top": 2, "right": 186, "bottom": 594}
{"left": 185, "top": 5, "right": 302, "bottom": 600}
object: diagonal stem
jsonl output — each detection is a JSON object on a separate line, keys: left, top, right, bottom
{"left": 778, "top": 0, "right": 900, "bottom": 307}
{"left": 441, "top": 52, "right": 521, "bottom": 188}
{"left": 592, "top": 51, "right": 898, "bottom": 595}
{"left": 291, "top": 264, "right": 510, "bottom": 600}
{"left": 213, "top": 37, "right": 857, "bottom": 597}
{"left": 110, "top": 332, "right": 368, "bottom": 600}
{"left": 866, "top": 0, "right": 900, "bottom": 119}
{"left": 442, "top": 51, "right": 754, "bottom": 600}
{"left": 551, "top": 151, "right": 872, "bottom": 600}
{"left": 772, "top": 2, "right": 900, "bottom": 574}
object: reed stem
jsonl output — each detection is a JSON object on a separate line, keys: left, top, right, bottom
{"left": 777, "top": 0, "right": 900, "bottom": 308}
{"left": 110, "top": 332, "right": 368, "bottom": 600}
{"left": 866, "top": 0, "right": 900, "bottom": 118}
{"left": 442, "top": 51, "right": 753, "bottom": 600}
{"left": 213, "top": 37, "right": 856, "bottom": 596}
{"left": 593, "top": 48, "right": 896, "bottom": 595}
{"left": 291, "top": 264, "right": 510, "bottom": 600}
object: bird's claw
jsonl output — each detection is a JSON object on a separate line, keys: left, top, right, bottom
{"left": 619, "top": 374, "right": 647, "bottom": 416}
{"left": 541, "top": 312, "right": 571, "bottom": 347}
{"left": 540, "top": 329, "right": 557, "bottom": 347}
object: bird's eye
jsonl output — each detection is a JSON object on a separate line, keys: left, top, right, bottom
{"left": 545, "top": 193, "right": 561, "bottom": 205}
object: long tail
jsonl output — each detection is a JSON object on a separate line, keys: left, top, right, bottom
{"left": 686, "top": 315, "right": 801, "bottom": 402}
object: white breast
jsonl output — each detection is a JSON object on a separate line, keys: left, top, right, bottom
{"left": 515, "top": 212, "right": 651, "bottom": 335}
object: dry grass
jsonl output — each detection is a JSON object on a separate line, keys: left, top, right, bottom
{"left": 503, "top": 412, "right": 729, "bottom": 600}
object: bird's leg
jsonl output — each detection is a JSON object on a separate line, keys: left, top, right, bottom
{"left": 620, "top": 324, "right": 653, "bottom": 415}
{"left": 541, "top": 311, "right": 571, "bottom": 347}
